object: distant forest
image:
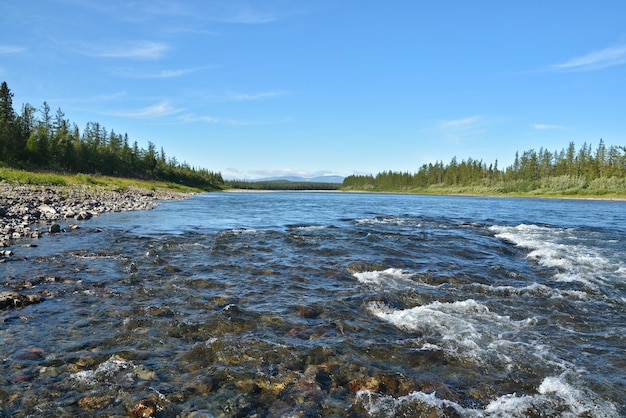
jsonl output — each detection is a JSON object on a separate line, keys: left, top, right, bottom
{"left": 343, "top": 141, "right": 626, "bottom": 195}
{"left": 226, "top": 180, "right": 341, "bottom": 191}
{"left": 0, "top": 82, "right": 223, "bottom": 190}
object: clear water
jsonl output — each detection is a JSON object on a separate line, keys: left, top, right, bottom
{"left": 1, "top": 192, "right": 625, "bottom": 417}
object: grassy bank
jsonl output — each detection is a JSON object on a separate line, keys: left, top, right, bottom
{"left": 7, "top": 168, "right": 622, "bottom": 200}
{"left": 341, "top": 176, "right": 626, "bottom": 199}
{"left": 0, "top": 168, "right": 205, "bottom": 194}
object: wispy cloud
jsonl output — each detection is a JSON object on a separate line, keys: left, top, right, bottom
{"left": 226, "top": 9, "right": 277, "bottom": 24}
{"left": 224, "top": 168, "right": 339, "bottom": 180}
{"left": 531, "top": 123, "right": 566, "bottom": 130}
{"left": 207, "top": 91, "right": 287, "bottom": 102}
{"left": 437, "top": 116, "right": 484, "bottom": 144}
{"left": 65, "top": 91, "right": 127, "bottom": 103}
{"left": 552, "top": 44, "right": 626, "bottom": 71}
{"left": 113, "top": 66, "right": 215, "bottom": 79}
{"left": 180, "top": 114, "right": 221, "bottom": 124}
{"left": 105, "top": 97, "right": 291, "bottom": 125}
{"left": 181, "top": 113, "right": 292, "bottom": 126}
{"left": 439, "top": 116, "right": 480, "bottom": 130}
{"left": 206, "top": 3, "right": 309, "bottom": 24}
{"left": 111, "top": 101, "right": 184, "bottom": 119}
{"left": 0, "top": 45, "right": 26, "bottom": 54}
{"left": 82, "top": 41, "right": 168, "bottom": 59}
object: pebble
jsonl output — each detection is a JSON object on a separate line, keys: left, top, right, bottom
{"left": 0, "top": 181, "right": 191, "bottom": 250}
{"left": 130, "top": 399, "right": 158, "bottom": 418}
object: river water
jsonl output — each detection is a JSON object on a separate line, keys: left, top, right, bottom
{"left": 1, "top": 192, "right": 624, "bottom": 417}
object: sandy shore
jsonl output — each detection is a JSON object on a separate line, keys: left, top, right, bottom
{"left": 0, "top": 181, "right": 192, "bottom": 252}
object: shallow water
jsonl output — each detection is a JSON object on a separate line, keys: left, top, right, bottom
{"left": 1, "top": 192, "right": 625, "bottom": 417}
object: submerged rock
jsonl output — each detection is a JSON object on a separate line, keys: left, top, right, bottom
{"left": 11, "top": 346, "right": 46, "bottom": 361}
{"left": 129, "top": 399, "right": 157, "bottom": 418}
{"left": 0, "top": 291, "right": 42, "bottom": 310}
{"left": 78, "top": 395, "right": 112, "bottom": 410}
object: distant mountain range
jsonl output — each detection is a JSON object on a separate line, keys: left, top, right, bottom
{"left": 253, "top": 175, "right": 344, "bottom": 184}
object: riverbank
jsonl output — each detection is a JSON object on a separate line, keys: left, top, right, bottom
{"left": 226, "top": 186, "right": 626, "bottom": 201}
{"left": 340, "top": 177, "right": 626, "bottom": 199}
{"left": 0, "top": 181, "right": 192, "bottom": 251}
{"left": 3, "top": 180, "right": 623, "bottom": 253}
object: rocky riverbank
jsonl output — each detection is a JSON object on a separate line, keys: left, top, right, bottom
{"left": 0, "top": 181, "right": 192, "bottom": 252}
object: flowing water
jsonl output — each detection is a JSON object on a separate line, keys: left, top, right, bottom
{"left": 1, "top": 192, "right": 625, "bottom": 417}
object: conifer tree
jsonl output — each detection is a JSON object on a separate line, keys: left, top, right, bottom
{"left": 0, "top": 81, "right": 17, "bottom": 163}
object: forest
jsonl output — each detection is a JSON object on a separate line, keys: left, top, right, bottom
{"left": 0, "top": 82, "right": 223, "bottom": 190}
{"left": 342, "top": 141, "right": 626, "bottom": 196}
{"left": 3, "top": 81, "right": 625, "bottom": 196}
{"left": 226, "top": 180, "right": 341, "bottom": 191}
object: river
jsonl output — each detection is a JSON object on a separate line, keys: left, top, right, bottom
{"left": 1, "top": 192, "right": 624, "bottom": 417}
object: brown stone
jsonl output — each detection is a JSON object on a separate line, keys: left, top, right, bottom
{"left": 78, "top": 395, "right": 111, "bottom": 410}
{"left": 130, "top": 399, "right": 157, "bottom": 418}
{"left": 348, "top": 376, "right": 381, "bottom": 393}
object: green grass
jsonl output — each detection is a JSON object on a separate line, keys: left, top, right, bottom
{"left": 3, "top": 168, "right": 623, "bottom": 199}
{"left": 342, "top": 178, "right": 626, "bottom": 199}
{"left": 0, "top": 168, "right": 203, "bottom": 193}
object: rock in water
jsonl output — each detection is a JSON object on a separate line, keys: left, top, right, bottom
{"left": 0, "top": 291, "right": 42, "bottom": 310}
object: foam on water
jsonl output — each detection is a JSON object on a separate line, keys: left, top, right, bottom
{"left": 490, "top": 224, "right": 625, "bottom": 287}
{"left": 355, "top": 216, "right": 421, "bottom": 227}
{"left": 469, "top": 281, "right": 591, "bottom": 301}
{"left": 288, "top": 224, "right": 329, "bottom": 231}
{"left": 353, "top": 268, "right": 437, "bottom": 290}
{"left": 71, "top": 356, "right": 135, "bottom": 385}
{"left": 367, "top": 299, "right": 533, "bottom": 366}
{"left": 356, "top": 373, "right": 619, "bottom": 417}
{"left": 70, "top": 355, "right": 154, "bottom": 387}
{"left": 356, "top": 389, "right": 471, "bottom": 417}
{"left": 483, "top": 374, "right": 620, "bottom": 417}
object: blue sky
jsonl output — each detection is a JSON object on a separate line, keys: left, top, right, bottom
{"left": 2, "top": 1, "right": 625, "bottom": 179}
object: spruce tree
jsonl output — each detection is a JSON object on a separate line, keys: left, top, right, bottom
{"left": 0, "top": 81, "right": 17, "bottom": 162}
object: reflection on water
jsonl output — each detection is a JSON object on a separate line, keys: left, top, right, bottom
{"left": 1, "top": 192, "right": 624, "bottom": 416}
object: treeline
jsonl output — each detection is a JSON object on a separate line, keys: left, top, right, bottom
{"left": 227, "top": 180, "right": 341, "bottom": 191}
{"left": 0, "top": 81, "right": 223, "bottom": 190}
{"left": 343, "top": 141, "right": 626, "bottom": 195}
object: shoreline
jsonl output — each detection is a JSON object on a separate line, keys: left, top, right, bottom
{"left": 0, "top": 181, "right": 192, "bottom": 252}
{"left": 224, "top": 187, "right": 626, "bottom": 201}
{"left": 3, "top": 183, "right": 623, "bottom": 250}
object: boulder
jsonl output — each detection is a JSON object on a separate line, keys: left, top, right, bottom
{"left": 0, "top": 291, "right": 42, "bottom": 310}
{"left": 37, "top": 204, "right": 57, "bottom": 215}
{"left": 75, "top": 211, "right": 92, "bottom": 221}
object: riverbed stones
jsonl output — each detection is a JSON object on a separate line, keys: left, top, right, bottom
{"left": 0, "top": 181, "right": 191, "bottom": 248}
